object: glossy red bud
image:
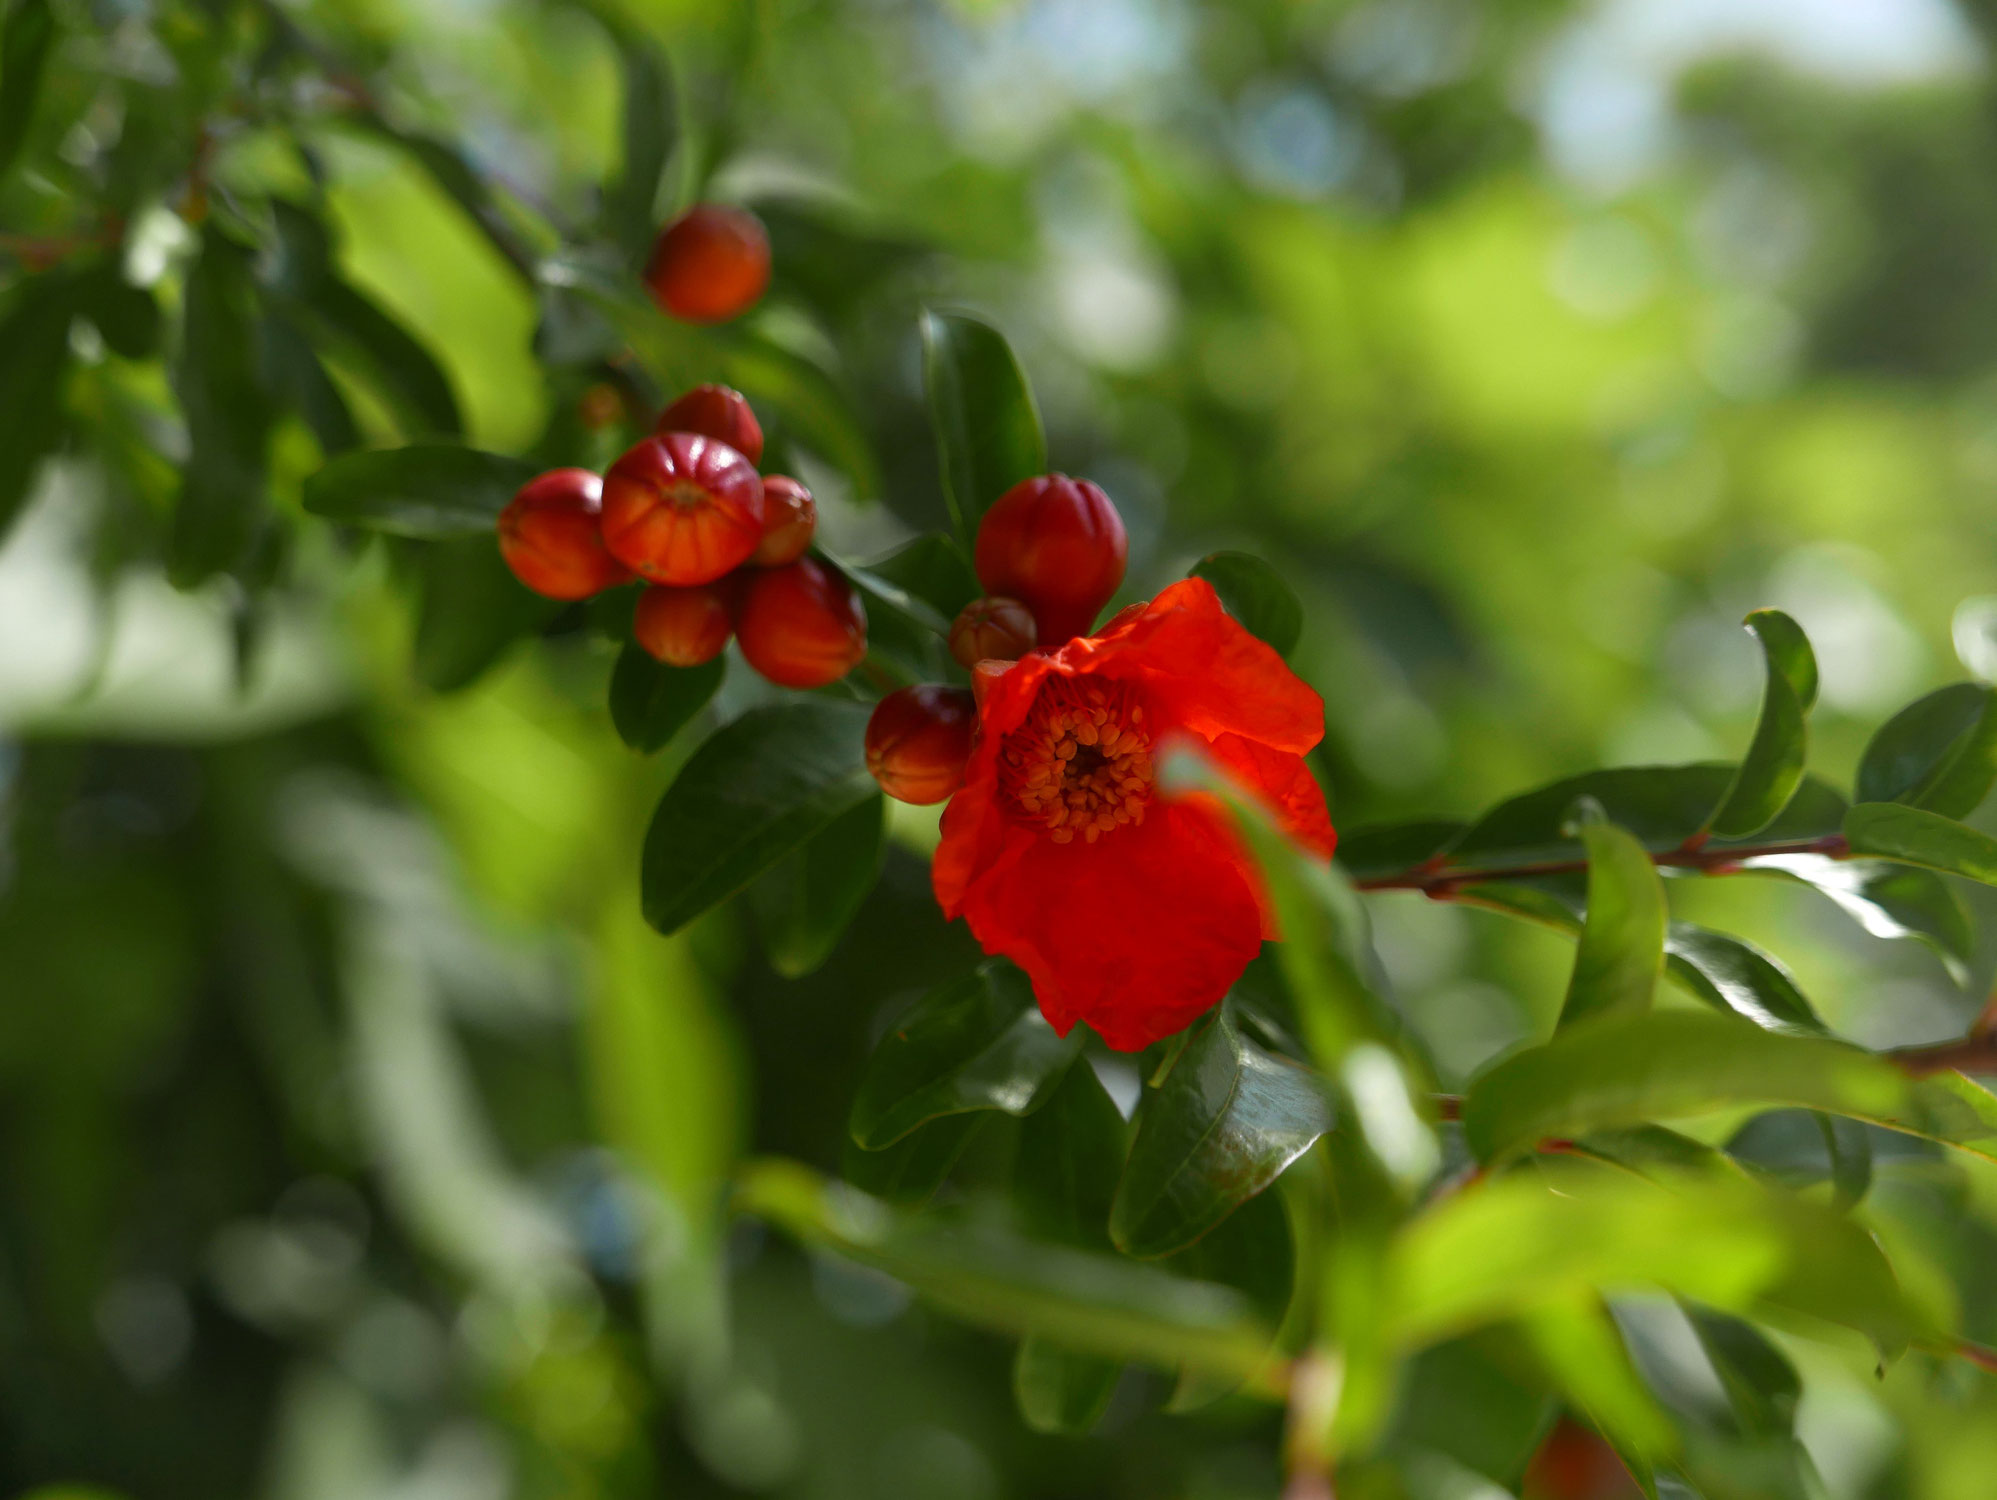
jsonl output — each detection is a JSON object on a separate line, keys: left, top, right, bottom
{"left": 655, "top": 384, "right": 763, "bottom": 467}
{"left": 948, "top": 595, "right": 1036, "bottom": 669}
{"left": 633, "top": 582, "right": 733, "bottom": 667}
{"left": 866, "top": 685, "right": 976, "bottom": 805}
{"left": 735, "top": 557, "right": 867, "bottom": 689}
{"left": 643, "top": 203, "right": 771, "bottom": 324}
{"left": 600, "top": 432, "right": 764, "bottom": 586}
{"left": 972, "top": 474, "right": 1127, "bottom": 647}
{"left": 496, "top": 467, "right": 631, "bottom": 600}
{"left": 749, "top": 475, "right": 816, "bottom": 567}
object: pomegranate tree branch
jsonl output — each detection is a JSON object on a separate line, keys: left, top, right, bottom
{"left": 1354, "top": 834, "right": 1850, "bottom": 897}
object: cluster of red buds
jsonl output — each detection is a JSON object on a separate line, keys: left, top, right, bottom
{"left": 496, "top": 382, "right": 867, "bottom": 690}
{"left": 866, "top": 476, "right": 1128, "bottom": 803}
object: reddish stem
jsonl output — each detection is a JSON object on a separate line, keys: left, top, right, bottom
{"left": 1355, "top": 833, "right": 1850, "bottom": 897}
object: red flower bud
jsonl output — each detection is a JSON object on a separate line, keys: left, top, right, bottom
{"left": 969, "top": 658, "right": 1014, "bottom": 709}
{"left": 973, "top": 475, "right": 1128, "bottom": 647}
{"left": 655, "top": 384, "right": 762, "bottom": 467}
{"left": 497, "top": 467, "right": 631, "bottom": 600}
{"left": 633, "top": 582, "right": 733, "bottom": 667}
{"left": 866, "top": 685, "right": 976, "bottom": 805}
{"left": 643, "top": 203, "right": 771, "bottom": 324}
{"left": 749, "top": 475, "right": 816, "bottom": 567}
{"left": 735, "top": 557, "right": 867, "bottom": 688}
{"left": 601, "top": 432, "right": 765, "bottom": 586}
{"left": 948, "top": 595, "right": 1036, "bottom": 669}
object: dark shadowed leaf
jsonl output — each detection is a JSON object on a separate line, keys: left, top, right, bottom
{"left": 841, "top": 1113, "right": 982, "bottom": 1208}
{"left": 1709, "top": 610, "right": 1815, "bottom": 839}
{"left": 1162, "top": 1185, "right": 1296, "bottom": 1411}
{"left": 264, "top": 313, "right": 360, "bottom": 456}
{"left": 1557, "top": 805, "right": 1667, "bottom": 1029}
{"left": 0, "top": 0, "right": 55, "bottom": 182}
{"left": 723, "top": 335, "right": 880, "bottom": 498}
{"left": 1726, "top": 1109, "right": 1874, "bottom": 1209}
{"left": 1686, "top": 1307, "right": 1800, "bottom": 1437}
{"left": 1381, "top": 1329, "right": 1556, "bottom": 1481}
{"left": 0, "top": 270, "right": 74, "bottom": 538}
{"left": 310, "top": 279, "right": 463, "bottom": 437}
{"left": 921, "top": 309, "right": 1046, "bottom": 548}
{"left": 1191, "top": 551, "right": 1304, "bottom": 657}
{"left": 850, "top": 960, "right": 1080, "bottom": 1149}
{"left": 861, "top": 533, "right": 982, "bottom": 620}
{"left": 76, "top": 262, "right": 160, "bottom": 360}
{"left": 409, "top": 535, "right": 558, "bottom": 691}
{"left": 169, "top": 226, "right": 275, "bottom": 586}
{"left": 1013, "top": 1337, "right": 1121, "bottom": 1436}
{"left": 1856, "top": 682, "right": 1997, "bottom": 818}
{"left": 1335, "top": 820, "right": 1467, "bottom": 882}
{"left": 1843, "top": 802, "right": 1997, "bottom": 885}
{"left": 305, "top": 445, "right": 536, "bottom": 537}
{"left": 604, "top": 30, "right": 677, "bottom": 262}
{"left": 751, "top": 793, "right": 885, "bottom": 978}
{"left": 1110, "top": 1009, "right": 1332, "bottom": 1259}
{"left": 607, "top": 643, "right": 722, "bottom": 753}
{"left": 642, "top": 700, "right": 876, "bottom": 935}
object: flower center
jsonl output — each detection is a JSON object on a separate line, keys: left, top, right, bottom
{"left": 999, "top": 676, "right": 1154, "bottom": 844}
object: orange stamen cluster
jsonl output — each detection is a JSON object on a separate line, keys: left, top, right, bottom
{"left": 1000, "top": 675, "right": 1154, "bottom": 844}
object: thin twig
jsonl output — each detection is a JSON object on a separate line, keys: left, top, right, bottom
{"left": 1354, "top": 834, "right": 1850, "bottom": 897}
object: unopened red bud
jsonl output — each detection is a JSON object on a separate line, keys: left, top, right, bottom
{"left": 736, "top": 557, "right": 867, "bottom": 689}
{"left": 866, "top": 685, "right": 976, "bottom": 805}
{"left": 949, "top": 595, "right": 1036, "bottom": 669}
{"left": 601, "top": 432, "right": 765, "bottom": 586}
{"left": 497, "top": 467, "right": 631, "bottom": 600}
{"left": 643, "top": 203, "right": 771, "bottom": 324}
{"left": 634, "top": 582, "right": 733, "bottom": 667}
{"left": 750, "top": 475, "right": 816, "bottom": 567}
{"left": 973, "top": 474, "right": 1127, "bottom": 647}
{"left": 655, "top": 384, "right": 762, "bottom": 467}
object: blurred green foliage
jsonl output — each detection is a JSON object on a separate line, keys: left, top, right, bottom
{"left": 15, "top": 0, "right": 1997, "bottom": 1496}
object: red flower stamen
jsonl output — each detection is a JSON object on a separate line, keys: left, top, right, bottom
{"left": 1000, "top": 677, "right": 1155, "bottom": 844}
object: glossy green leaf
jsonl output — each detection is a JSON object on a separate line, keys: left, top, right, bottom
{"left": 607, "top": 643, "right": 722, "bottom": 753}
{"left": 849, "top": 960, "right": 1080, "bottom": 1149}
{"left": 1557, "top": 807, "right": 1668, "bottom": 1029}
{"left": 642, "top": 700, "right": 876, "bottom": 936}
{"left": 1013, "top": 1337, "right": 1121, "bottom": 1435}
{"left": 860, "top": 533, "right": 981, "bottom": 620}
{"left": 1740, "top": 854, "right": 1971, "bottom": 977}
{"left": 751, "top": 793, "right": 885, "bottom": 978}
{"left": 0, "top": 0, "right": 54, "bottom": 182}
{"left": 920, "top": 309, "right": 1046, "bottom": 548}
{"left": 1843, "top": 801, "right": 1997, "bottom": 884}
{"left": 169, "top": 226, "right": 275, "bottom": 586}
{"left": 358, "top": 119, "right": 536, "bottom": 285}
{"left": 841, "top": 1113, "right": 981, "bottom": 1208}
{"left": 1709, "top": 611, "right": 1814, "bottom": 838}
{"left": 1662, "top": 926, "right": 1823, "bottom": 1036}
{"left": 1856, "top": 682, "right": 1997, "bottom": 817}
{"left": 0, "top": 271, "right": 74, "bottom": 538}
{"left": 1190, "top": 551, "right": 1304, "bottom": 656}
{"left": 1110, "top": 1009, "right": 1332, "bottom": 1259}
{"left": 736, "top": 1158, "right": 1279, "bottom": 1384}
{"left": 604, "top": 32, "right": 677, "bottom": 261}
{"left": 305, "top": 445, "right": 535, "bottom": 538}
{"left": 408, "top": 535, "right": 558, "bottom": 692}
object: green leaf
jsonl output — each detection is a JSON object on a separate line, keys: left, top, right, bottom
{"left": 1162, "top": 1184, "right": 1297, "bottom": 1411}
{"left": 1462, "top": 1012, "right": 1907, "bottom": 1166}
{"left": 310, "top": 280, "right": 464, "bottom": 438}
{"left": 849, "top": 961, "right": 1080, "bottom": 1149}
{"left": 750, "top": 793, "right": 885, "bottom": 978}
{"left": 264, "top": 314, "right": 361, "bottom": 456}
{"left": 1335, "top": 820, "right": 1467, "bottom": 883}
{"left": 841, "top": 1114, "right": 982, "bottom": 1208}
{"left": 1013, "top": 1337, "right": 1121, "bottom": 1436}
{"left": 722, "top": 335, "right": 881, "bottom": 499}
{"left": 0, "top": 271, "right": 74, "bottom": 538}
{"left": 1557, "top": 807, "right": 1668, "bottom": 1029}
{"left": 642, "top": 700, "right": 877, "bottom": 935}
{"left": 920, "top": 309, "right": 1046, "bottom": 549}
{"left": 860, "top": 533, "right": 981, "bottom": 620}
{"left": 1843, "top": 801, "right": 1997, "bottom": 884}
{"left": 1685, "top": 1307, "right": 1800, "bottom": 1437}
{"left": 1381, "top": 1330, "right": 1557, "bottom": 1481}
{"left": 0, "top": 0, "right": 55, "bottom": 182}
{"left": 1709, "top": 611, "right": 1814, "bottom": 838}
{"left": 408, "top": 535, "right": 558, "bottom": 692}
{"left": 1740, "top": 855, "right": 1971, "bottom": 977}
{"left": 75, "top": 263, "right": 160, "bottom": 360}
{"left": 1856, "top": 682, "right": 1997, "bottom": 818}
{"left": 737, "top": 1158, "right": 1280, "bottom": 1384}
{"left": 1110, "top": 1009, "right": 1332, "bottom": 1259}
{"left": 306, "top": 444, "right": 535, "bottom": 538}
{"left": 1726, "top": 1109, "right": 1874, "bottom": 1208}
{"left": 1190, "top": 551, "right": 1304, "bottom": 657}
{"left": 169, "top": 226, "right": 275, "bottom": 586}
{"left": 604, "top": 33, "right": 677, "bottom": 262}
{"left": 607, "top": 643, "right": 722, "bottom": 753}
{"left": 1521, "top": 1300, "right": 1676, "bottom": 1468}
{"left": 1662, "top": 926, "right": 1823, "bottom": 1036}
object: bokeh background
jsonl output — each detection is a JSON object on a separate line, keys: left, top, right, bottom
{"left": 9, "top": 0, "right": 1997, "bottom": 1495}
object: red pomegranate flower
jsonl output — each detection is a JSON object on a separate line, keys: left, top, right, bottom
{"left": 932, "top": 577, "right": 1335, "bottom": 1052}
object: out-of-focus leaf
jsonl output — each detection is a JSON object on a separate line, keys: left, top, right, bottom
{"left": 305, "top": 445, "right": 535, "bottom": 537}
{"left": 409, "top": 535, "right": 558, "bottom": 692}
{"left": 750, "top": 793, "right": 885, "bottom": 978}
{"left": 642, "top": 700, "right": 876, "bottom": 935}
{"left": 1191, "top": 551, "right": 1304, "bottom": 657}
{"left": 1844, "top": 801, "right": 1997, "bottom": 884}
{"left": 1709, "top": 610, "right": 1815, "bottom": 838}
{"left": 1685, "top": 1307, "right": 1800, "bottom": 1437}
{"left": 1662, "top": 926, "right": 1823, "bottom": 1036}
{"left": 1162, "top": 1184, "right": 1296, "bottom": 1412}
{"left": 849, "top": 960, "right": 1079, "bottom": 1149}
{"left": 264, "top": 313, "right": 360, "bottom": 456}
{"left": 861, "top": 532, "right": 981, "bottom": 620}
{"left": 169, "top": 226, "right": 275, "bottom": 586}
{"left": 358, "top": 118, "right": 536, "bottom": 284}
{"left": 841, "top": 1113, "right": 981, "bottom": 1208}
{"left": 1856, "top": 682, "right": 1997, "bottom": 818}
{"left": 920, "top": 309, "right": 1045, "bottom": 548}
{"left": 1335, "top": 820, "right": 1467, "bottom": 882}
{"left": 0, "top": 0, "right": 55, "bottom": 181}
{"left": 722, "top": 335, "right": 880, "bottom": 498}
{"left": 1741, "top": 854, "right": 1972, "bottom": 978}
{"left": 604, "top": 31, "right": 677, "bottom": 261}
{"left": 1462, "top": 1012, "right": 1906, "bottom": 1165}
{"left": 1110, "top": 1009, "right": 1332, "bottom": 1259}
{"left": 735, "top": 1159, "right": 1279, "bottom": 1384}
{"left": 1522, "top": 1300, "right": 1676, "bottom": 1472}
{"left": 0, "top": 270, "right": 74, "bottom": 537}
{"left": 75, "top": 262, "right": 159, "bottom": 359}
{"left": 1563, "top": 1124, "right": 1739, "bottom": 1181}
{"left": 1381, "top": 1330, "right": 1557, "bottom": 1481}
{"left": 1557, "top": 805, "right": 1667, "bottom": 1029}
{"left": 1014, "top": 1337, "right": 1121, "bottom": 1436}
{"left": 1726, "top": 1109, "right": 1874, "bottom": 1209}
{"left": 607, "top": 643, "right": 722, "bottom": 753}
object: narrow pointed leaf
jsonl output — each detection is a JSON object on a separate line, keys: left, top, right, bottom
{"left": 0, "top": 0, "right": 55, "bottom": 181}
{"left": 1856, "top": 682, "right": 1997, "bottom": 818}
{"left": 1740, "top": 854, "right": 1971, "bottom": 977}
{"left": 604, "top": 32, "right": 677, "bottom": 261}
{"left": 921, "top": 309, "right": 1045, "bottom": 548}
{"left": 860, "top": 533, "right": 981, "bottom": 620}
{"left": 1191, "top": 551, "right": 1304, "bottom": 657}
{"left": 1709, "top": 610, "right": 1814, "bottom": 838}
{"left": 1557, "top": 807, "right": 1668, "bottom": 1029}
{"left": 408, "top": 535, "right": 558, "bottom": 692}
{"left": 642, "top": 700, "right": 876, "bottom": 934}
{"left": 751, "top": 793, "right": 885, "bottom": 978}
{"left": 1662, "top": 926, "right": 1822, "bottom": 1035}
{"left": 841, "top": 1113, "right": 981, "bottom": 1208}
{"left": 1843, "top": 801, "right": 1997, "bottom": 884}
{"left": 607, "top": 644, "right": 722, "bottom": 753}
{"left": 0, "top": 271, "right": 75, "bottom": 537}
{"left": 305, "top": 445, "right": 535, "bottom": 537}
